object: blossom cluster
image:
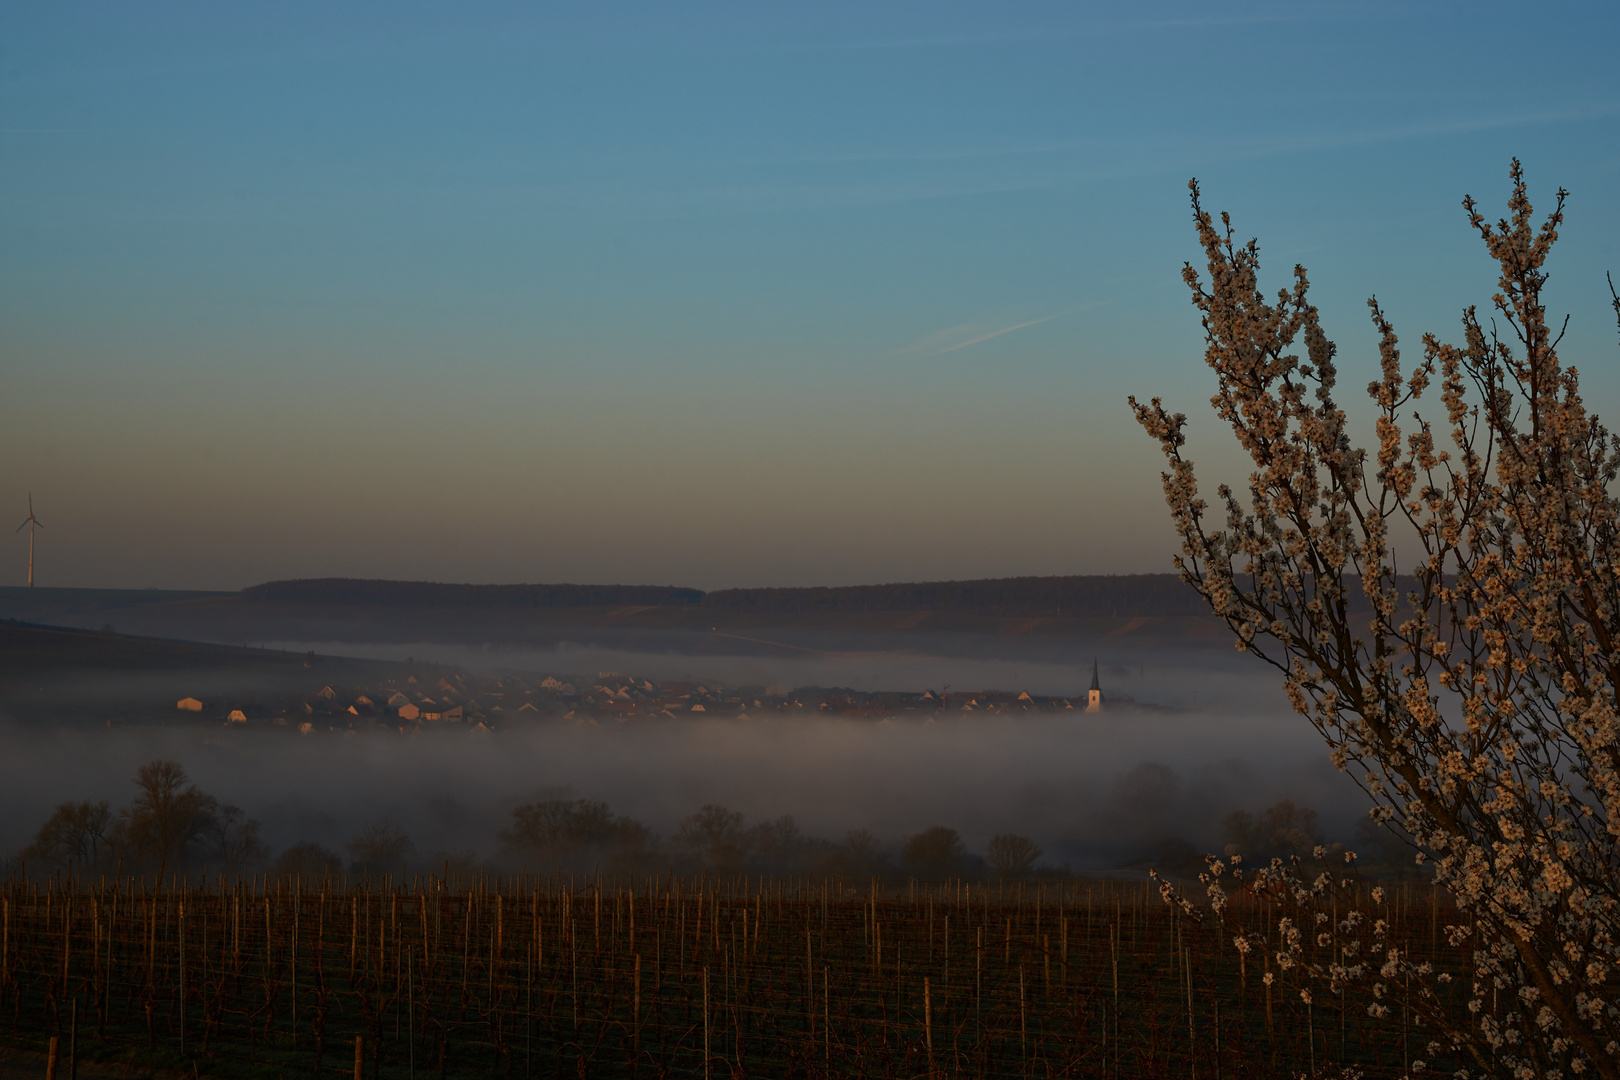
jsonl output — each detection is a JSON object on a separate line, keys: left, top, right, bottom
{"left": 1133, "top": 161, "right": 1620, "bottom": 1079}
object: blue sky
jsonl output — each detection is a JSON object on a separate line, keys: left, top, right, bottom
{"left": 3, "top": 1, "right": 1618, "bottom": 590}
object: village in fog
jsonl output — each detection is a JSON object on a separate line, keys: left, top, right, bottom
{"left": 179, "top": 661, "right": 1127, "bottom": 735}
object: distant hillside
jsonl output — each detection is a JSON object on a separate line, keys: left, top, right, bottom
{"left": 0, "top": 585, "right": 227, "bottom": 623}
{"left": 241, "top": 578, "right": 705, "bottom": 608}
{"left": 0, "top": 620, "right": 400, "bottom": 727}
{"left": 702, "top": 575, "right": 1204, "bottom": 616}
{"left": 239, "top": 574, "right": 1204, "bottom": 617}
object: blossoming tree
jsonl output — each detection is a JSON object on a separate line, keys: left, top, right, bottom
{"left": 1132, "top": 161, "right": 1619, "bottom": 1077}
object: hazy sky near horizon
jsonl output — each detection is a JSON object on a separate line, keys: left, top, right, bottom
{"left": 3, "top": 1, "right": 1618, "bottom": 591}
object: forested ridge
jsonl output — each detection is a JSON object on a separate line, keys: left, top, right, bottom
{"left": 240, "top": 573, "right": 1213, "bottom": 616}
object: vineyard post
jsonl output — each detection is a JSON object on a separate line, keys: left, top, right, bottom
{"left": 1263, "top": 951, "right": 1273, "bottom": 1042}
{"left": 178, "top": 898, "right": 185, "bottom": 1054}
{"left": 975, "top": 925, "right": 983, "bottom": 1036}
{"left": 1019, "top": 964, "right": 1027, "bottom": 1062}
{"left": 1060, "top": 917, "right": 1067, "bottom": 989}
{"left": 1110, "top": 922, "right": 1119, "bottom": 1080}
{"left": 804, "top": 925, "right": 811, "bottom": 1036}
{"left": 460, "top": 894, "right": 470, "bottom": 1014}
{"left": 1307, "top": 992, "right": 1315, "bottom": 1076}
{"left": 349, "top": 896, "right": 357, "bottom": 984}
{"left": 292, "top": 881, "right": 299, "bottom": 1050}
{"left": 525, "top": 930, "right": 532, "bottom": 1080}
{"left": 63, "top": 890, "right": 72, "bottom": 1005}
{"left": 702, "top": 967, "right": 710, "bottom": 1080}
{"left": 822, "top": 965, "right": 828, "bottom": 1066}
{"left": 924, "top": 975, "right": 933, "bottom": 1069}
{"left": 354, "top": 1034, "right": 363, "bottom": 1080}
{"left": 1184, "top": 946, "right": 1194, "bottom": 1079}
{"left": 45, "top": 1035, "right": 58, "bottom": 1080}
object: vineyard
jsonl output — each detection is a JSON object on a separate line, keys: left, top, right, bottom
{"left": 0, "top": 872, "right": 1463, "bottom": 1078}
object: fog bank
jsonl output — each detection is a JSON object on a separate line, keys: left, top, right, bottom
{"left": 0, "top": 705, "right": 1359, "bottom": 874}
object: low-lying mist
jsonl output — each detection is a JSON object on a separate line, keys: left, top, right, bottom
{"left": 0, "top": 704, "right": 1362, "bottom": 876}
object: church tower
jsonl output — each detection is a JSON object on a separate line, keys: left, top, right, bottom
{"left": 1086, "top": 659, "right": 1102, "bottom": 713}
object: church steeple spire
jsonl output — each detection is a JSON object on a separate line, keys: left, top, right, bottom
{"left": 1086, "top": 659, "right": 1102, "bottom": 713}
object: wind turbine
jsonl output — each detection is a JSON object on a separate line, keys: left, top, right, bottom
{"left": 16, "top": 495, "right": 43, "bottom": 587}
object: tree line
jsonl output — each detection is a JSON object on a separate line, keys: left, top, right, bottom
{"left": 10, "top": 759, "right": 1366, "bottom": 886}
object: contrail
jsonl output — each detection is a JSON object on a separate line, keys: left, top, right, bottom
{"left": 933, "top": 314, "right": 1055, "bottom": 354}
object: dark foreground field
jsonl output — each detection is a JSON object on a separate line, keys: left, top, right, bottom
{"left": 1, "top": 873, "right": 1461, "bottom": 1079}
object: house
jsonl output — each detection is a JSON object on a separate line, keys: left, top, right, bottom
{"left": 177, "top": 697, "right": 203, "bottom": 712}
{"left": 298, "top": 722, "right": 315, "bottom": 735}
{"left": 387, "top": 692, "right": 410, "bottom": 707}
{"left": 317, "top": 686, "right": 337, "bottom": 700}
{"left": 227, "top": 709, "right": 247, "bottom": 723}
{"left": 443, "top": 705, "right": 464, "bottom": 721}
{"left": 398, "top": 704, "right": 421, "bottom": 721}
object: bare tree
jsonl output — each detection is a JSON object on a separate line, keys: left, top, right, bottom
{"left": 501, "top": 798, "right": 656, "bottom": 874}
{"left": 1219, "top": 799, "right": 1322, "bottom": 862}
{"left": 22, "top": 800, "right": 114, "bottom": 875}
{"left": 1133, "top": 161, "right": 1620, "bottom": 1077}
{"left": 118, "top": 760, "right": 218, "bottom": 873}
{"left": 207, "top": 804, "right": 270, "bottom": 875}
{"left": 902, "top": 826, "right": 964, "bottom": 876}
{"left": 987, "top": 833, "right": 1042, "bottom": 879}
{"left": 675, "top": 804, "right": 748, "bottom": 874}
{"left": 347, "top": 818, "right": 415, "bottom": 873}
{"left": 272, "top": 842, "right": 342, "bottom": 882}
